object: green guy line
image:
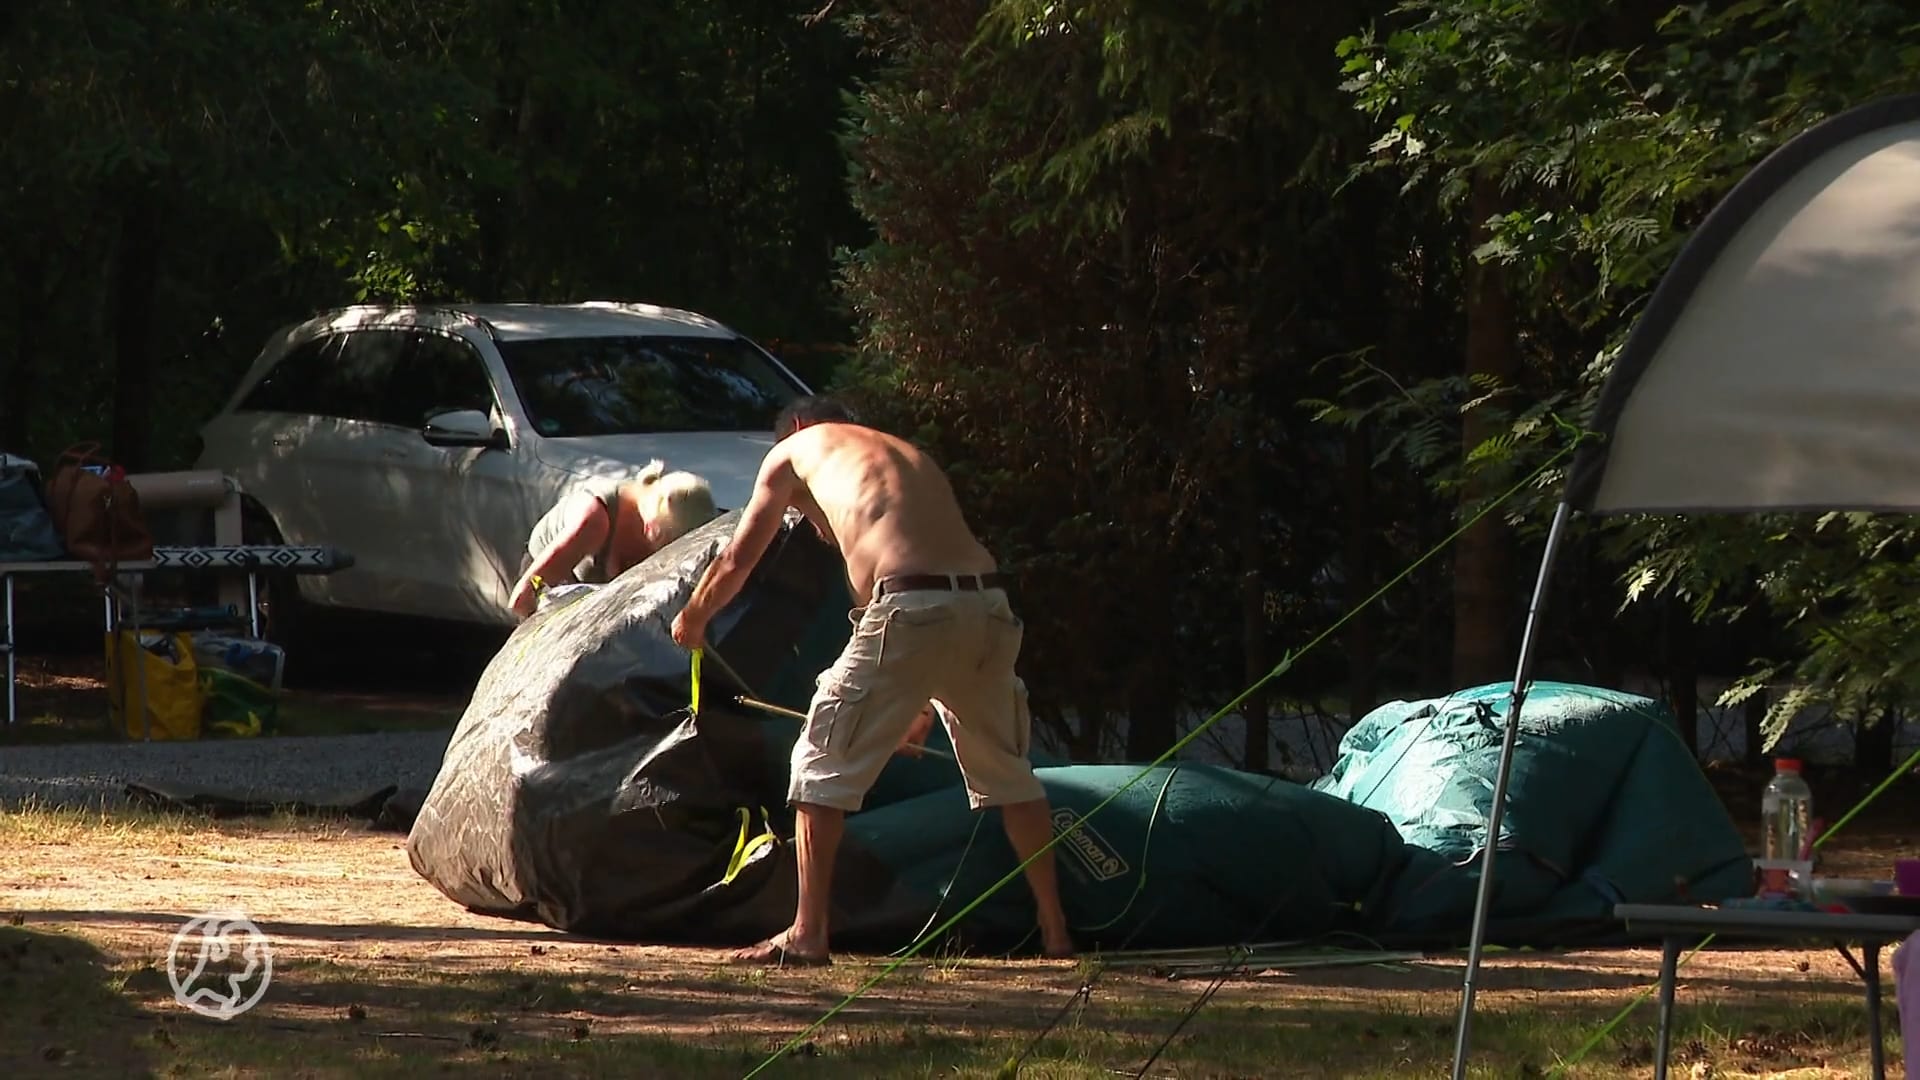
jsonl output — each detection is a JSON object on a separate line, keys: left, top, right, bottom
{"left": 742, "top": 425, "right": 1589, "bottom": 1079}
{"left": 1545, "top": 933, "right": 1718, "bottom": 1078}
{"left": 1548, "top": 741, "right": 1920, "bottom": 1077}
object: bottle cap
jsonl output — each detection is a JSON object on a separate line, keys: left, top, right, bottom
{"left": 1775, "top": 758, "right": 1802, "bottom": 773}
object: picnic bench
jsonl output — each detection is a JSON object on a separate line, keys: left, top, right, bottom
{"left": 2, "top": 545, "right": 352, "bottom": 730}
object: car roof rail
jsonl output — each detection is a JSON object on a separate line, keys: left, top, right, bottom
{"left": 308, "top": 302, "right": 501, "bottom": 343}
{"left": 428, "top": 305, "right": 503, "bottom": 343}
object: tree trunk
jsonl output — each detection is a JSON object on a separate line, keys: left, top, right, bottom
{"left": 1066, "top": 708, "right": 1104, "bottom": 763}
{"left": 1, "top": 245, "right": 43, "bottom": 453}
{"left": 1125, "top": 667, "right": 1178, "bottom": 763}
{"left": 1451, "top": 173, "right": 1518, "bottom": 685}
{"left": 110, "top": 185, "right": 159, "bottom": 471}
{"left": 1240, "top": 535, "right": 1269, "bottom": 772}
{"left": 1420, "top": 551, "right": 1451, "bottom": 690}
{"left": 1240, "top": 415, "right": 1270, "bottom": 772}
{"left": 1125, "top": 574, "right": 1179, "bottom": 762}
{"left": 1344, "top": 422, "right": 1378, "bottom": 720}
{"left": 1665, "top": 596, "right": 1699, "bottom": 757}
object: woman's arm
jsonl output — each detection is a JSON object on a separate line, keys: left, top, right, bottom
{"left": 509, "top": 495, "right": 612, "bottom": 618}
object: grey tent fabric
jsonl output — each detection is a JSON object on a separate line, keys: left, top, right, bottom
{"left": 1566, "top": 94, "right": 1920, "bottom": 515}
{"left": 404, "top": 510, "right": 856, "bottom": 933}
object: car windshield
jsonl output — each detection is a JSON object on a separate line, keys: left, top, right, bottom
{"left": 497, "top": 334, "right": 802, "bottom": 437}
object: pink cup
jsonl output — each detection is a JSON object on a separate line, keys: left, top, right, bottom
{"left": 1896, "top": 860, "right": 1920, "bottom": 897}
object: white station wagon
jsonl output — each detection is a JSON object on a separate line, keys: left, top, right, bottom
{"left": 194, "top": 302, "right": 811, "bottom": 629}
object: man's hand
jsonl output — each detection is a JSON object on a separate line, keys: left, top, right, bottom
{"left": 670, "top": 608, "right": 707, "bottom": 651}
{"left": 896, "top": 702, "right": 937, "bottom": 758}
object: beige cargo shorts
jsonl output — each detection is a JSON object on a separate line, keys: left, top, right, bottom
{"left": 788, "top": 583, "right": 1045, "bottom": 812}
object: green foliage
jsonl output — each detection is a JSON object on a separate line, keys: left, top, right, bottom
{"left": 0, "top": 0, "right": 870, "bottom": 466}
{"left": 1331, "top": 0, "right": 1920, "bottom": 750}
{"left": 835, "top": 0, "right": 1426, "bottom": 755}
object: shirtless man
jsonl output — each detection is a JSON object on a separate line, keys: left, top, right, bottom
{"left": 670, "top": 396, "right": 1074, "bottom": 965}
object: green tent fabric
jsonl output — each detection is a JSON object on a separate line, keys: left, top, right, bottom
{"left": 1313, "top": 682, "right": 1663, "bottom": 873}
{"left": 1530, "top": 714, "right": 1755, "bottom": 920}
{"left": 1313, "top": 681, "right": 1753, "bottom": 945}
{"left": 837, "top": 763, "right": 1409, "bottom": 950}
{"left": 827, "top": 680, "right": 1751, "bottom": 952}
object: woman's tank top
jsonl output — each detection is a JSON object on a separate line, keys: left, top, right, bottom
{"left": 525, "top": 477, "right": 624, "bottom": 584}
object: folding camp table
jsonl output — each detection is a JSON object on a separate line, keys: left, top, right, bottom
{"left": 1614, "top": 902, "right": 1920, "bottom": 1080}
{"left": 1, "top": 544, "right": 351, "bottom": 731}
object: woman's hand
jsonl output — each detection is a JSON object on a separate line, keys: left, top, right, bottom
{"left": 509, "top": 577, "right": 541, "bottom": 619}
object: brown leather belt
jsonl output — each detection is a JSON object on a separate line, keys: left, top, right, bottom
{"left": 874, "top": 572, "right": 1010, "bottom": 597}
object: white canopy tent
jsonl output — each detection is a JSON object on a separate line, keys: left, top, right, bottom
{"left": 1450, "top": 92, "right": 1920, "bottom": 1076}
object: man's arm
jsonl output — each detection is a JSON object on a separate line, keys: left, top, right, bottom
{"left": 671, "top": 451, "right": 796, "bottom": 648}
{"left": 509, "top": 496, "right": 610, "bottom": 618}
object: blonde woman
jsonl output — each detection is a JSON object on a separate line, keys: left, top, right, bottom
{"left": 510, "top": 461, "right": 717, "bottom": 619}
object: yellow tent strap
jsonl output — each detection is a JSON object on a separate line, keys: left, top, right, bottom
{"left": 722, "top": 806, "right": 777, "bottom": 886}
{"left": 690, "top": 647, "right": 703, "bottom": 715}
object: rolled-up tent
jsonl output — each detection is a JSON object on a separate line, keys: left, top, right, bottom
{"left": 1452, "top": 92, "right": 1920, "bottom": 1077}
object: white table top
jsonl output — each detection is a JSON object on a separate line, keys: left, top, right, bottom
{"left": 0, "top": 560, "right": 156, "bottom": 574}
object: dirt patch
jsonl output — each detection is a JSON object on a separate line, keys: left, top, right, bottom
{"left": 0, "top": 815, "right": 1909, "bottom": 1077}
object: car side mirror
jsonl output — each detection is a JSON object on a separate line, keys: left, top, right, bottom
{"left": 422, "top": 409, "right": 508, "bottom": 450}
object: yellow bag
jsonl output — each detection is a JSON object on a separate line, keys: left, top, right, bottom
{"left": 106, "top": 629, "right": 204, "bottom": 740}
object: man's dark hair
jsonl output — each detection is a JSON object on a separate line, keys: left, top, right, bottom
{"left": 773, "top": 395, "right": 856, "bottom": 439}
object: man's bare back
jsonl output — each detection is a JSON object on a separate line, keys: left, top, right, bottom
{"left": 671, "top": 416, "right": 996, "bottom": 649}
{"left": 776, "top": 423, "right": 996, "bottom": 600}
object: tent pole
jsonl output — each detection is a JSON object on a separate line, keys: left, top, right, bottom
{"left": 1450, "top": 499, "right": 1573, "bottom": 1080}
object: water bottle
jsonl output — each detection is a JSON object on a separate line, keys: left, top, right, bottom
{"left": 1760, "top": 758, "right": 1814, "bottom": 896}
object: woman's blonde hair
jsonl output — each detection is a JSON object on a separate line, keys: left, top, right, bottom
{"left": 631, "top": 460, "right": 718, "bottom": 546}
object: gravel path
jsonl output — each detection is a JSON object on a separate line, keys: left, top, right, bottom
{"left": 0, "top": 729, "right": 454, "bottom": 811}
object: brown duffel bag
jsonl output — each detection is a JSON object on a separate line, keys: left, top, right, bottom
{"left": 44, "top": 442, "right": 154, "bottom": 581}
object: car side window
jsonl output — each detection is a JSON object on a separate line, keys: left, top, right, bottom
{"left": 327, "top": 329, "right": 412, "bottom": 424}
{"left": 238, "top": 335, "right": 341, "bottom": 414}
{"left": 388, "top": 332, "right": 497, "bottom": 429}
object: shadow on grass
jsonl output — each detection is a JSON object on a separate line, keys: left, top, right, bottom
{"left": 0, "top": 914, "right": 1901, "bottom": 1080}
{"left": 31, "top": 931, "right": 1899, "bottom": 1080}
{"left": 26, "top": 910, "right": 568, "bottom": 945}
{"left": 0, "top": 927, "right": 156, "bottom": 1075}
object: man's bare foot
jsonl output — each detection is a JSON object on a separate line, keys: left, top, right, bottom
{"left": 1041, "top": 933, "right": 1076, "bottom": 960}
{"left": 726, "top": 931, "right": 831, "bottom": 968}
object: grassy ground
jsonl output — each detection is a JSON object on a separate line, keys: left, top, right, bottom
{"left": 0, "top": 804, "right": 1911, "bottom": 1079}
{"left": 0, "top": 916, "right": 1902, "bottom": 1079}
